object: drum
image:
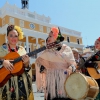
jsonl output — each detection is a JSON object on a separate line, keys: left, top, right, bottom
{"left": 65, "top": 72, "right": 99, "bottom": 100}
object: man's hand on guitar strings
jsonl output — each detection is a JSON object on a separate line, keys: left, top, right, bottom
{"left": 3, "top": 60, "right": 14, "bottom": 71}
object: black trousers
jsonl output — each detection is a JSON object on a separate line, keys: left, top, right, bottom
{"left": 52, "top": 98, "right": 72, "bottom": 100}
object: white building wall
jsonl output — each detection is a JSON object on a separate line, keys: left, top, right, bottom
{"left": 0, "top": 2, "right": 84, "bottom": 64}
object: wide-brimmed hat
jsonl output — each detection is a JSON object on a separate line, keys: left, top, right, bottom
{"left": 72, "top": 48, "right": 79, "bottom": 53}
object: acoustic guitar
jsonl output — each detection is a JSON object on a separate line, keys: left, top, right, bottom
{"left": 77, "top": 51, "right": 100, "bottom": 79}
{"left": 84, "top": 51, "right": 100, "bottom": 79}
{"left": 0, "top": 41, "right": 60, "bottom": 87}
{"left": 87, "top": 61, "right": 100, "bottom": 79}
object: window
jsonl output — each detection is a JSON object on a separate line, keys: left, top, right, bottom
{"left": 2, "top": 18, "right": 5, "bottom": 26}
{"left": 47, "top": 27, "right": 50, "bottom": 33}
{"left": 30, "top": 23, "right": 35, "bottom": 29}
{"left": 77, "top": 39, "right": 80, "bottom": 44}
{"left": 9, "top": 17, "right": 14, "bottom": 24}
{"left": 39, "top": 25, "right": 43, "bottom": 32}
{"left": 29, "top": 44, "right": 31, "bottom": 52}
{"left": 20, "top": 20, "right": 24, "bottom": 27}
{"left": 67, "top": 36, "right": 70, "bottom": 42}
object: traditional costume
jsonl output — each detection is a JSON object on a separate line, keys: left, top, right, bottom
{"left": 0, "top": 25, "right": 34, "bottom": 100}
{"left": 35, "top": 27, "right": 76, "bottom": 100}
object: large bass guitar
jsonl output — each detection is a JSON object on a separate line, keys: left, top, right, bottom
{"left": 0, "top": 41, "right": 60, "bottom": 87}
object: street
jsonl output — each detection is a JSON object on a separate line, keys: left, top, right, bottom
{"left": 32, "top": 83, "right": 44, "bottom": 100}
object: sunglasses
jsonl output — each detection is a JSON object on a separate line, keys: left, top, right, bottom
{"left": 9, "top": 34, "right": 18, "bottom": 38}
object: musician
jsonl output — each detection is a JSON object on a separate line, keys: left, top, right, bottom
{"left": 35, "top": 27, "right": 76, "bottom": 100}
{"left": 72, "top": 48, "right": 89, "bottom": 76}
{"left": 0, "top": 25, "right": 34, "bottom": 100}
{"left": 94, "top": 38, "right": 100, "bottom": 100}
{"left": 84, "top": 37, "right": 100, "bottom": 100}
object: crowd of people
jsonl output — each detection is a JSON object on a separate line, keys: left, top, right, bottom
{"left": 0, "top": 25, "right": 100, "bottom": 100}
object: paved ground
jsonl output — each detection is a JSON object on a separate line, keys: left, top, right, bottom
{"left": 32, "top": 83, "right": 44, "bottom": 100}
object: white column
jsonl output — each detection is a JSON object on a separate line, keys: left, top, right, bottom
{"left": 29, "top": 43, "right": 32, "bottom": 52}
{"left": 5, "top": 34, "right": 7, "bottom": 43}
{"left": 19, "top": 42, "right": 21, "bottom": 46}
{"left": 23, "top": 42, "right": 26, "bottom": 48}
{"left": 20, "top": 42, "right": 22, "bottom": 46}
{"left": 37, "top": 44, "right": 40, "bottom": 48}
{"left": 26, "top": 35, "right": 29, "bottom": 52}
{"left": 44, "top": 40, "right": 46, "bottom": 46}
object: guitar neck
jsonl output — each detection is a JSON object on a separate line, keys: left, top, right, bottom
{"left": 77, "top": 51, "right": 100, "bottom": 70}
{"left": 13, "top": 40, "right": 61, "bottom": 64}
{"left": 13, "top": 46, "right": 46, "bottom": 64}
{"left": 27, "top": 46, "right": 46, "bottom": 57}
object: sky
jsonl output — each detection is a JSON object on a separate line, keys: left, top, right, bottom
{"left": 0, "top": 0, "right": 100, "bottom": 47}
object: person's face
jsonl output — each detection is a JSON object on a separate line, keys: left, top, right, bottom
{"left": 72, "top": 50, "right": 79, "bottom": 59}
{"left": 7, "top": 30, "right": 19, "bottom": 45}
{"left": 47, "top": 32, "right": 55, "bottom": 44}
{"left": 95, "top": 40, "right": 100, "bottom": 50}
